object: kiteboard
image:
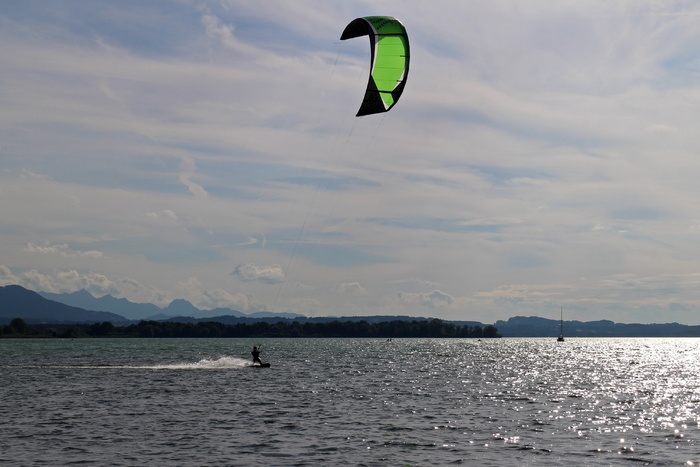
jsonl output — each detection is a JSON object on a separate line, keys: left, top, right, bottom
{"left": 250, "top": 363, "right": 271, "bottom": 368}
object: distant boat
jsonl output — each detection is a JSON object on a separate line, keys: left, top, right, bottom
{"left": 557, "top": 306, "right": 565, "bottom": 342}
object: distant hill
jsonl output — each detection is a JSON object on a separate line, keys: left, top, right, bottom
{"left": 163, "top": 314, "right": 489, "bottom": 328}
{"left": 300, "top": 315, "right": 485, "bottom": 327}
{"left": 247, "top": 311, "right": 309, "bottom": 319}
{"left": 495, "top": 316, "right": 700, "bottom": 337}
{"left": 205, "top": 307, "right": 247, "bottom": 318}
{"left": 162, "top": 298, "right": 201, "bottom": 318}
{"left": 0, "top": 285, "right": 127, "bottom": 324}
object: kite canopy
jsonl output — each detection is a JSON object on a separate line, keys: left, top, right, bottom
{"left": 340, "top": 16, "right": 409, "bottom": 117}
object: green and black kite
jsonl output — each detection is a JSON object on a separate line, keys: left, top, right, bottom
{"left": 341, "top": 16, "right": 410, "bottom": 116}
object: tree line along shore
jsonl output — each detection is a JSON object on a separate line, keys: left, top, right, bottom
{"left": 1, "top": 318, "right": 501, "bottom": 339}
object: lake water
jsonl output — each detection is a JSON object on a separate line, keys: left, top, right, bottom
{"left": 1, "top": 337, "right": 699, "bottom": 466}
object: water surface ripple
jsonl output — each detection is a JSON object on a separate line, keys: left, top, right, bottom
{"left": 1, "top": 338, "right": 699, "bottom": 465}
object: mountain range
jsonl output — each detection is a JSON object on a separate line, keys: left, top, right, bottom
{"left": 38, "top": 288, "right": 304, "bottom": 321}
{"left": 3, "top": 285, "right": 700, "bottom": 337}
{"left": 0, "top": 285, "right": 126, "bottom": 324}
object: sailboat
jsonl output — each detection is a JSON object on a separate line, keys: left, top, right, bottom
{"left": 557, "top": 306, "right": 565, "bottom": 342}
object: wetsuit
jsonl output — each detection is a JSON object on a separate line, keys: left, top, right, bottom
{"left": 251, "top": 346, "right": 262, "bottom": 365}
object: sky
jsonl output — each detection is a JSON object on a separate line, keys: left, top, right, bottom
{"left": 3, "top": 1, "right": 700, "bottom": 324}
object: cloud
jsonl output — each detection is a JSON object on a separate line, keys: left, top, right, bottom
{"left": 179, "top": 173, "right": 208, "bottom": 199}
{"left": 0, "top": 265, "right": 18, "bottom": 284}
{"left": 232, "top": 263, "right": 285, "bottom": 284}
{"left": 592, "top": 223, "right": 630, "bottom": 236}
{"left": 1, "top": 168, "right": 50, "bottom": 181}
{"left": 175, "top": 276, "right": 266, "bottom": 311}
{"left": 474, "top": 283, "right": 564, "bottom": 304}
{"left": 336, "top": 282, "right": 368, "bottom": 296}
{"left": 24, "top": 242, "right": 104, "bottom": 259}
{"left": 146, "top": 209, "right": 178, "bottom": 221}
{"left": 0, "top": 265, "right": 172, "bottom": 305}
{"left": 0, "top": 266, "right": 118, "bottom": 296}
{"left": 201, "top": 13, "right": 258, "bottom": 57}
{"left": 397, "top": 289, "right": 455, "bottom": 309}
{"left": 278, "top": 297, "right": 322, "bottom": 316}
{"left": 234, "top": 237, "right": 259, "bottom": 246}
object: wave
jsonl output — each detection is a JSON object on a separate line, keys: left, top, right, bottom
{"left": 1, "top": 356, "right": 255, "bottom": 370}
{"left": 151, "top": 356, "right": 253, "bottom": 370}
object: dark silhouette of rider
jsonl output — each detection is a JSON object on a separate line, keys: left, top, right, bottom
{"left": 251, "top": 346, "right": 262, "bottom": 365}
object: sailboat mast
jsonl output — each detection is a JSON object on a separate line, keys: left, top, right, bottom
{"left": 557, "top": 306, "right": 565, "bottom": 342}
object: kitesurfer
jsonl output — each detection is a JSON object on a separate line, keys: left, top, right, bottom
{"left": 251, "top": 345, "right": 262, "bottom": 366}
